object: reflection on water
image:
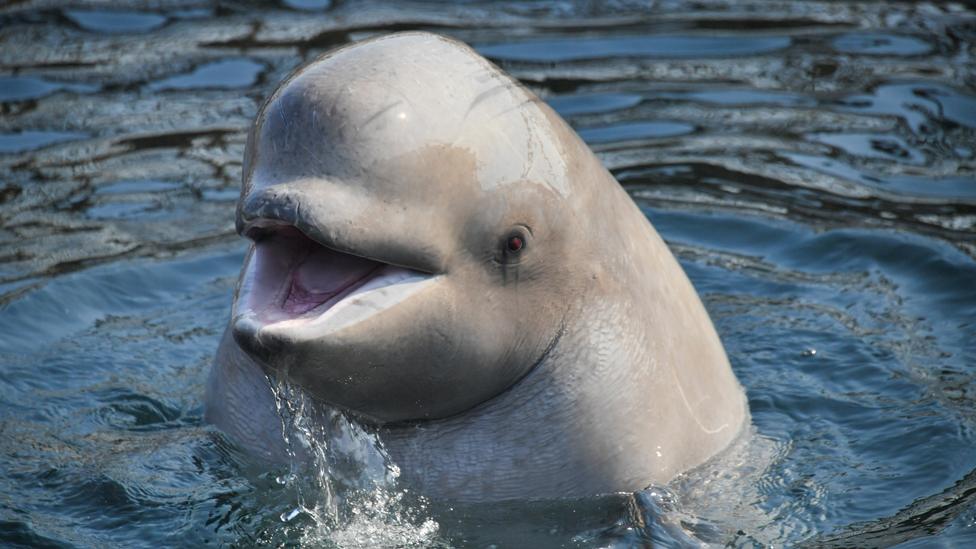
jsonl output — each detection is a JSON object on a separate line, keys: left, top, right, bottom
{"left": 64, "top": 10, "right": 169, "bottom": 34}
{"left": 147, "top": 59, "right": 266, "bottom": 91}
{"left": 0, "top": 130, "right": 90, "bottom": 153}
{"left": 476, "top": 34, "right": 793, "bottom": 61}
{"left": 0, "top": 0, "right": 974, "bottom": 547}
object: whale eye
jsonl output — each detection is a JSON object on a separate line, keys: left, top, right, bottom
{"left": 496, "top": 226, "right": 530, "bottom": 266}
{"left": 507, "top": 235, "right": 524, "bottom": 253}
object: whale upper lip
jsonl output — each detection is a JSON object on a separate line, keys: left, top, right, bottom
{"left": 237, "top": 186, "right": 445, "bottom": 276}
{"left": 240, "top": 217, "right": 442, "bottom": 279}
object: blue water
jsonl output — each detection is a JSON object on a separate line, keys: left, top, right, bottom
{"left": 1, "top": 1, "right": 974, "bottom": 547}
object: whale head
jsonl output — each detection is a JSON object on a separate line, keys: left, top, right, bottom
{"left": 231, "top": 32, "right": 609, "bottom": 423}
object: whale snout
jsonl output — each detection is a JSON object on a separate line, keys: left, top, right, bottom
{"left": 236, "top": 187, "right": 301, "bottom": 238}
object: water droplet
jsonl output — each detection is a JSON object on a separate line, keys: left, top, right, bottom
{"left": 280, "top": 507, "right": 302, "bottom": 522}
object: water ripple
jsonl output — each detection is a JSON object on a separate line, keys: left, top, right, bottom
{"left": 0, "top": 0, "right": 974, "bottom": 546}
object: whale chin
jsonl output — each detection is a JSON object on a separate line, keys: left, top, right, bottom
{"left": 231, "top": 225, "right": 437, "bottom": 348}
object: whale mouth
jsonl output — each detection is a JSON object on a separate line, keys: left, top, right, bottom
{"left": 233, "top": 225, "right": 437, "bottom": 339}
{"left": 279, "top": 227, "right": 383, "bottom": 316}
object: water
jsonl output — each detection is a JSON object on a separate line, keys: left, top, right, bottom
{"left": 0, "top": 0, "right": 974, "bottom": 546}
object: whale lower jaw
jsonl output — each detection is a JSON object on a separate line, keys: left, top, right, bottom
{"left": 232, "top": 227, "right": 437, "bottom": 343}
{"left": 237, "top": 267, "right": 436, "bottom": 339}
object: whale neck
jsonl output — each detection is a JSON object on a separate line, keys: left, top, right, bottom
{"left": 378, "top": 290, "right": 747, "bottom": 502}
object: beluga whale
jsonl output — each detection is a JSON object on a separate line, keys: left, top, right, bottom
{"left": 206, "top": 31, "right": 749, "bottom": 502}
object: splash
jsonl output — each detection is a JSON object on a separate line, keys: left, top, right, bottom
{"left": 267, "top": 375, "right": 440, "bottom": 548}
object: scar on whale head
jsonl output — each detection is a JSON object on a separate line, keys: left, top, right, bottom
{"left": 206, "top": 31, "right": 749, "bottom": 502}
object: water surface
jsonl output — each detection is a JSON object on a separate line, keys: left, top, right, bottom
{"left": 0, "top": 0, "right": 974, "bottom": 547}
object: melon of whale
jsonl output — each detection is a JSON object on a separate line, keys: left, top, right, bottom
{"left": 205, "top": 31, "right": 749, "bottom": 502}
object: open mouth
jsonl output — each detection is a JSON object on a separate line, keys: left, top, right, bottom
{"left": 233, "top": 225, "right": 436, "bottom": 337}
{"left": 280, "top": 228, "right": 383, "bottom": 316}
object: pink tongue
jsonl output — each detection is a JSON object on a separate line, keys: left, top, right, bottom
{"left": 283, "top": 246, "right": 380, "bottom": 315}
